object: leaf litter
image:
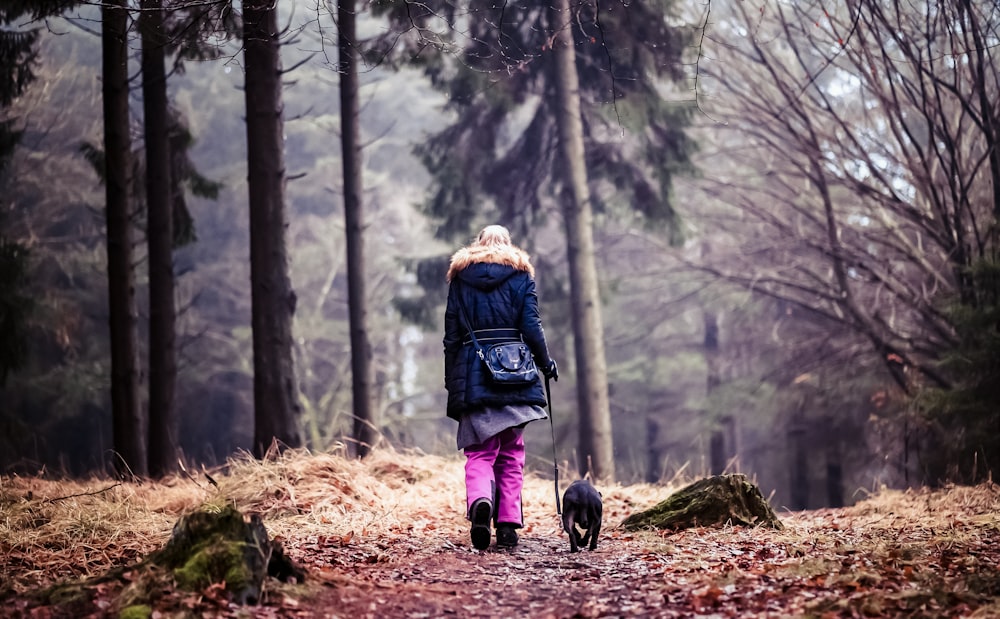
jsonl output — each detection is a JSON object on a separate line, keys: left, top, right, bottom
{"left": 1, "top": 447, "right": 998, "bottom": 617}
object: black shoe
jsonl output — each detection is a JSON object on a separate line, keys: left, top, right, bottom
{"left": 496, "top": 524, "right": 519, "bottom": 548}
{"left": 469, "top": 498, "right": 493, "bottom": 550}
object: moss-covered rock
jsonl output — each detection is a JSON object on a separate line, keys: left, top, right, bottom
{"left": 150, "top": 504, "right": 273, "bottom": 604}
{"left": 17, "top": 503, "right": 304, "bottom": 616}
{"left": 621, "top": 474, "right": 782, "bottom": 531}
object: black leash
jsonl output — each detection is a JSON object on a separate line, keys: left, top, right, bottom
{"left": 545, "top": 375, "right": 562, "bottom": 515}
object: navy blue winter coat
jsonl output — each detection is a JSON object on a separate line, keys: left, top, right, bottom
{"left": 444, "top": 260, "right": 552, "bottom": 420}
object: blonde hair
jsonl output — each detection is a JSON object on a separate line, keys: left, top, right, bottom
{"left": 446, "top": 224, "right": 534, "bottom": 282}
{"left": 476, "top": 225, "right": 512, "bottom": 247}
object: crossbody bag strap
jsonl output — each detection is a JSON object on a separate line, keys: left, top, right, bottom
{"left": 452, "top": 284, "right": 485, "bottom": 360}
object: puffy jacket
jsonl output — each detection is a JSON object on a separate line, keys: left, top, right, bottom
{"left": 443, "top": 247, "right": 552, "bottom": 420}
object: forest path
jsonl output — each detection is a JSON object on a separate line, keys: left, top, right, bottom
{"left": 295, "top": 524, "right": 673, "bottom": 618}
{"left": 275, "top": 489, "right": 998, "bottom": 619}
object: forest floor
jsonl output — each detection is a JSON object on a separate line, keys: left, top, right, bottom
{"left": 2, "top": 448, "right": 999, "bottom": 618}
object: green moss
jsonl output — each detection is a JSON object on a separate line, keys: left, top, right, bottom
{"left": 118, "top": 604, "right": 152, "bottom": 619}
{"left": 151, "top": 503, "right": 270, "bottom": 604}
{"left": 172, "top": 538, "right": 251, "bottom": 591}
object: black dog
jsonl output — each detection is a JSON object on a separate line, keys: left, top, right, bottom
{"left": 561, "top": 479, "right": 602, "bottom": 552}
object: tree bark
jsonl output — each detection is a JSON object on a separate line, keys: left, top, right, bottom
{"left": 141, "top": 0, "right": 178, "bottom": 477}
{"left": 243, "top": 0, "right": 302, "bottom": 457}
{"left": 645, "top": 416, "right": 662, "bottom": 483}
{"left": 788, "top": 412, "right": 808, "bottom": 510}
{"left": 102, "top": 0, "right": 146, "bottom": 477}
{"left": 826, "top": 446, "right": 844, "bottom": 508}
{"left": 703, "top": 306, "right": 728, "bottom": 475}
{"left": 339, "top": 0, "right": 376, "bottom": 458}
{"left": 550, "top": 0, "right": 614, "bottom": 482}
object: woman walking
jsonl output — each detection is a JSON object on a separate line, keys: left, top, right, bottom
{"left": 444, "top": 225, "right": 558, "bottom": 550}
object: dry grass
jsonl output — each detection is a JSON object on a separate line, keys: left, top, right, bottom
{"left": 4, "top": 445, "right": 998, "bottom": 614}
{"left": 0, "top": 446, "right": 674, "bottom": 595}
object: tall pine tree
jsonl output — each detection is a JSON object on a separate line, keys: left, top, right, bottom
{"left": 339, "top": 0, "right": 377, "bottom": 458}
{"left": 243, "top": 0, "right": 302, "bottom": 456}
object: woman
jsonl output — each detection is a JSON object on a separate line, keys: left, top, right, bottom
{"left": 444, "top": 225, "right": 558, "bottom": 550}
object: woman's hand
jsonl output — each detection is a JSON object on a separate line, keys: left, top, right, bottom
{"left": 543, "top": 359, "right": 559, "bottom": 381}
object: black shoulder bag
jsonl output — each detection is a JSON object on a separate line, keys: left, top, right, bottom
{"left": 453, "top": 287, "right": 539, "bottom": 386}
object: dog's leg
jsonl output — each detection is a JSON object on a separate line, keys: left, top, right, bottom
{"left": 563, "top": 511, "right": 580, "bottom": 553}
{"left": 587, "top": 502, "right": 602, "bottom": 550}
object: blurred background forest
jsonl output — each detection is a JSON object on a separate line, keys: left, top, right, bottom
{"left": 1, "top": 0, "right": 997, "bottom": 511}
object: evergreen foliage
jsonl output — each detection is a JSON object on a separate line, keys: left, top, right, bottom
{"left": 371, "top": 0, "right": 697, "bottom": 242}
{"left": 78, "top": 107, "right": 220, "bottom": 248}
{"left": 918, "top": 258, "right": 1000, "bottom": 484}
{"left": 0, "top": 0, "right": 78, "bottom": 106}
{"left": 0, "top": 1, "right": 55, "bottom": 385}
{"left": 162, "top": 0, "right": 240, "bottom": 69}
{"left": 168, "top": 109, "right": 223, "bottom": 246}
{"left": 0, "top": 29, "right": 37, "bottom": 107}
{"left": 0, "top": 223, "right": 31, "bottom": 384}
{"left": 392, "top": 254, "right": 450, "bottom": 330}
{"left": 0, "top": 0, "right": 75, "bottom": 22}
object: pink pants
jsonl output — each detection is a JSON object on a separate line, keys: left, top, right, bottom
{"left": 464, "top": 426, "right": 525, "bottom": 526}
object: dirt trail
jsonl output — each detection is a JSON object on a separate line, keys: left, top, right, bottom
{"left": 300, "top": 524, "right": 671, "bottom": 618}
{"left": 274, "top": 488, "right": 1000, "bottom": 619}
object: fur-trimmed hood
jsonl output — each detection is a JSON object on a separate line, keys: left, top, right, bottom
{"left": 446, "top": 243, "right": 535, "bottom": 284}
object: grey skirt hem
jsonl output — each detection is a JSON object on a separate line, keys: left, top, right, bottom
{"left": 456, "top": 404, "right": 548, "bottom": 451}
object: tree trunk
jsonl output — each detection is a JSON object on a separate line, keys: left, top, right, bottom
{"left": 339, "top": 0, "right": 376, "bottom": 458}
{"left": 243, "top": 0, "right": 302, "bottom": 457}
{"left": 826, "top": 448, "right": 844, "bottom": 508}
{"left": 645, "top": 415, "right": 662, "bottom": 483}
{"left": 788, "top": 413, "right": 808, "bottom": 510}
{"left": 703, "top": 307, "right": 726, "bottom": 475}
{"left": 140, "top": 0, "right": 178, "bottom": 477}
{"left": 550, "top": 0, "right": 614, "bottom": 482}
{"left": 102, "top": 0, "right": 146, "bottom": 477}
